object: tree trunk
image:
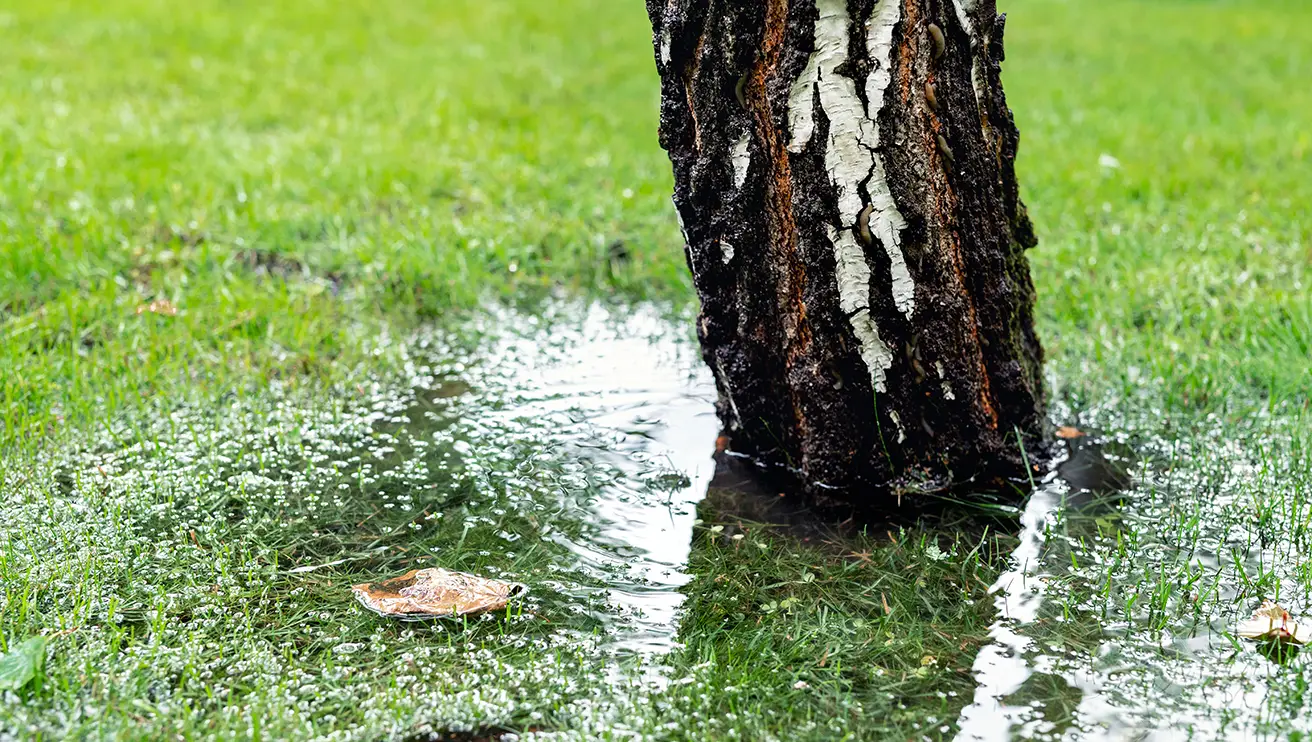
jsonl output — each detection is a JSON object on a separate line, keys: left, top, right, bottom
{"left": 647, "top": 0, "right": 1046, "bottom": 505}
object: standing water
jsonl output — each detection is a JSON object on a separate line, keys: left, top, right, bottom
{"left": 7, "top": 301, "right": 1312, "bottom": 740}
{"left": 476, "top": 303, "right": 720, "bottom": 653}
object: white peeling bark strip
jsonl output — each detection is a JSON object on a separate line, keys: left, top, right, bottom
{"left": 935, "top": 361, "right": 956, "bottom": 400}
{"left": 732, "top": 132, "right": 751, "bottom": 189}
{"left": 712, "top": 358, "right": 743, "bottom": 430}
{"left": 952, "top": 0, "right": 976, "bottom": 38}
{"left": 813, "top": 2, "right": 873, "bottom": 222}
{"left": 828, "top": 225, "right": 892, "bottom": 392}
{"left": 952, "top": 0, "right": 988, "bottom": 110}
{"left": 789, "top": 0, "right": 914, "bottom": 392}
{"left": 889, "top": 410, "right": 907, "bottom": 443}
{"left": 786, "top": 55, "right": 820, "bottom": 153}
{"left": 863, "top": 0, "right": 914, "bottom": 319}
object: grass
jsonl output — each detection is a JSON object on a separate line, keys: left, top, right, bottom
{"left": 1, "top": 0, "right": 1310, "bottom": 739}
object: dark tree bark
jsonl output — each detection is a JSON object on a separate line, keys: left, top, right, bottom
{"left": 647, "top": 0, "right": 1046, "bottom": 505}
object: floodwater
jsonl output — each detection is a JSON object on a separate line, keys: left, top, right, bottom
{"left": 472, "top": 308, "right": 1312, "bottom": 740}
{"left": 5, "top": 300, "right": 1311, "bottom": 740}
{"left": 951, "top": 416, "right": 1312, "bottom": 741}
{"left": 473, "top": 304, "right": 721, "bottom": 653}
{"left": 955, "top": 438, "right": 1135, "bottom": 741}
{"left": 480, "top": 305, "right": 1312, "bottom": 740}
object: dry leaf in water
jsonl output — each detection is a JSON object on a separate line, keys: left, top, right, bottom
{"left": 135, "top": 299, "right": 178, "bottom": 316}
{"left": 1236, "top": 601, "right": 1310, "bottom": 645}
{"left": 1056, "top": 426, "right": 1086, "bottom": 440}
{"left": 352, "top": 568, "right": 526, "bottom": 620}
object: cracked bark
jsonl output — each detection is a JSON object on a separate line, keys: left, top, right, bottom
{"left": 649, "top": 0, "right": 1046, "bottom": 506}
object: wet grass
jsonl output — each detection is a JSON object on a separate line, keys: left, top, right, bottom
{"left": 2, "top": 0, "right": 1310, "bottom": 739}
{"left": 0, "top": 310, "right": 1014, "bottom": 740}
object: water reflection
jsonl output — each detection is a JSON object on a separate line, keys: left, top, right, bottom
{"left": 699, "top": 453, "right": 857, "bottom": 546}
{"left": 955, "top": 435, "right": 1134, "bottom": 742}
{"left": 479, "top": 304, "right": 720, "bottom": 653}
{"left": 18, "top": 299, "right": 1309, "bottom": 738}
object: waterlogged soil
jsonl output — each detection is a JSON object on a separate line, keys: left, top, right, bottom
{"left": 1, "top": 301, "right": 1310, "bottom": 741}
{"left": 957, "top": 400, "right": 1312, "bottom": 742}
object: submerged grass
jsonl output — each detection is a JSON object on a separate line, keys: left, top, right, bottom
{"left": 1, "top": 0, "right": 1310, "bottom": 739}
{"left": 0, "top": 308, "right": 1012, "bottom": 740}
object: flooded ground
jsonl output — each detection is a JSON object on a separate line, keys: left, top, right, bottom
{"left": 956, "top": 405, "right": 1312, "bottom": 741}
{"left": 472, "top": 303, "right": 720, "bottom": 655}
{"left": 1, "top": 301, "right": 1310, "bottom": 740}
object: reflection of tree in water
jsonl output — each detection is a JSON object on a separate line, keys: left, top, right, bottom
{"left": 681, "top": 434, "right": 1141, "bottom": 740}
{"left": 675, "top": 453, "right": 1028, "bottom": 738}
{"left": 1001, "top": 671, "right": 1084, "bottom": 739}
{"left": 694, "top": 453, "right": 861, "bottom": 547}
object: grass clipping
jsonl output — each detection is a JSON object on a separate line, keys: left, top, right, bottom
{"left": 352, "top": 568, "right": 527, "bottom": 620}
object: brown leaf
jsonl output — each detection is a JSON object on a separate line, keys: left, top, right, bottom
{"left": 351, "top": 568, "right": 526, "bottom": 620}
{"left": 1055, "top": 426, "right": 1086, "bottom": 440}
{"left": 135, "top": 299, "right": 178, "bottom": 316}
{"left": 1237, "top": 600, "right": 1310, "bottom": 645}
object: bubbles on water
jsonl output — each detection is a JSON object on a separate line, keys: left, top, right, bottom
{"left": 0, "top": 301, "right": 737, "bottom": 740}
{"left": 954, "top": 386, "right": 1312, "bottom": 741}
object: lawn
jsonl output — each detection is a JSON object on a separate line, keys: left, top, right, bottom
{"left": 1, "top": 0, "right": 1309, "bottom": 740}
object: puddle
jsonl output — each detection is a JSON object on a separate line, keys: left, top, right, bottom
{"left": 698, "top": 452, "right": 865, "bottom": 548}
{"left": 5, "top": 302, "right": 720, "bottom": 658}
{"left": 6, "top": 299, "right": 1312, "bottom": 740}
{"left": 473, "top": 304, "right": 720, "bottom": 653}
{"left": 956, "top": 436, "right": 1136, "bottom": 740}
{"left": 955, "top": 456, "right": 1105, "bottom": 741}
{"left": 954, "top": 405, "right": 1312, "bottom": 740}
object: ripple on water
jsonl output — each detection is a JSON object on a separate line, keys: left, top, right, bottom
{"left": 471, "top": 303, "right": 721, "bottom": 653}
{"left": 954, "top": 399, "right": 1312, "bottom": 741}
{"left": 8, "top": 301, "right": 721, "bottom": 659}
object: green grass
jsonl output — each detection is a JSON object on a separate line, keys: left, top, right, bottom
{"left": 2, "top": 0, "right": 1311, "bottom": 739}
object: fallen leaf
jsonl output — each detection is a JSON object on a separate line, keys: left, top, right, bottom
{"left": 352, "top": 568, "right": 526, "bottom": 620}
{"left": 1237, "top": 601, "right": 1310, "bottom": 645}
{"left": 1056, "top": 426, "right": 1086, "bottom": 440}
{"left": 135, "top": 299, "right": 178, "bottom": 316}
{"left": 0, "top": 636, "right": 47, "bottom": 691}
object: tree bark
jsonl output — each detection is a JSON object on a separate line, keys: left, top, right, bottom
{"left": 647, "top": 0, "right": 1046, "bottom": 505}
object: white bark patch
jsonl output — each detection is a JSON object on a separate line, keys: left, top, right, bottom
{"left": 863, "top": 0, "right": 915, "bottom": 319}
{"left": 889, "top": 410, "right": 907, "bottom": 444}
{"left": 952, "top": 0, "right": 976, "bottom": 39}
{"left": 935, "top": 361, "right": 956, "bottom": 400}
{"left": 786, "top": 54, "right": 820, "bottom": 153}
{"left": 814, "top": 4, "right": 873, "bottom": 222}
{"left": 828, "top": 225, "right": 893, "bottom": 392}
{"left": 712, "top": 358, "right": 743, "bottom": 430}
{"left": 732, "top": 131, "right": 751, "bottom": 189}
{"left": 791, "top": 0, "right": 914, "bottom": 392}
{"left": 953, "top": 0, "right": 988, "bottom": 111}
